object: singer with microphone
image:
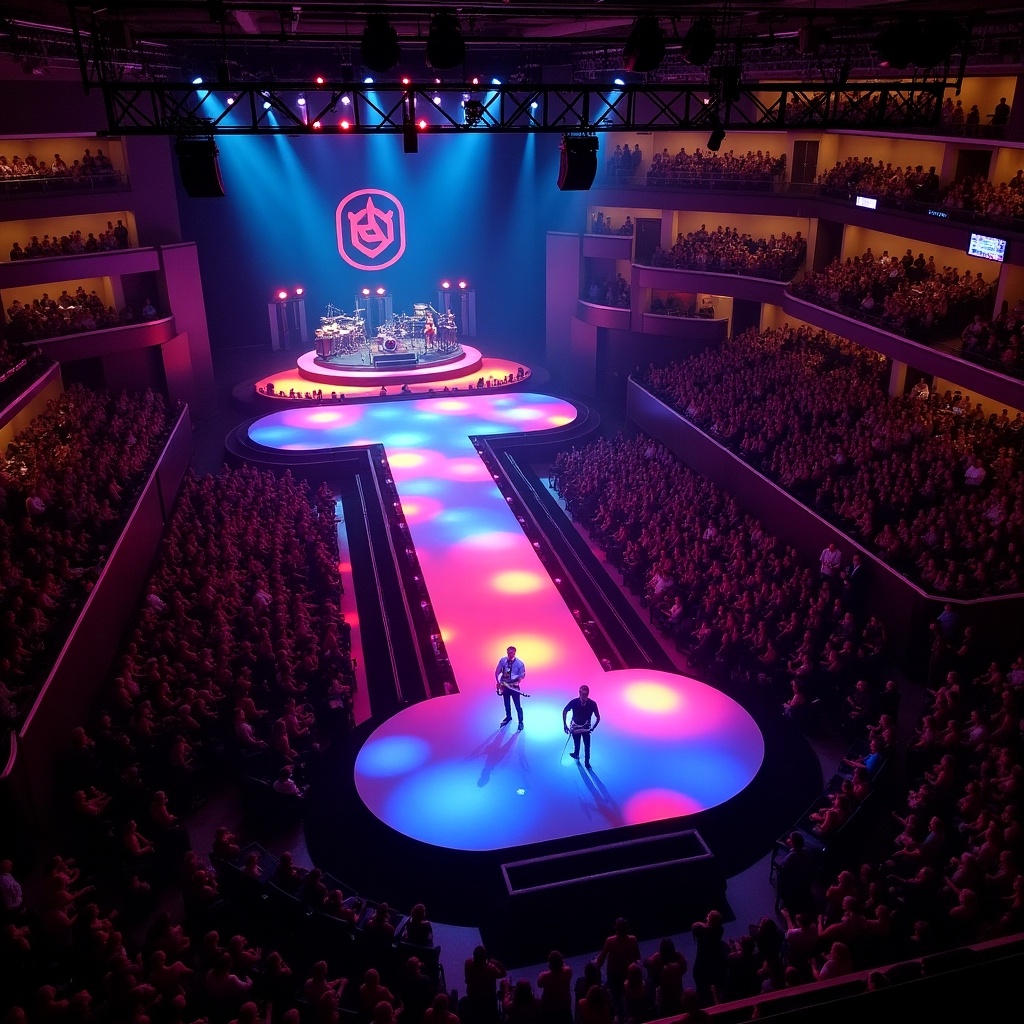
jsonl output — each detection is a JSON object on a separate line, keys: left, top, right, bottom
{"left": 562, "top": 685, "right": 601, "bottom": 769}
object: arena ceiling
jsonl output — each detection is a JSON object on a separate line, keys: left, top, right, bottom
{"left": 0, "top": 2, "right": 1022, "bottom": 83}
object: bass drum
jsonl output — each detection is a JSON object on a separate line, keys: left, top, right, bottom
{"left": 382, "top": 337, "right": 398, "bottom": 352}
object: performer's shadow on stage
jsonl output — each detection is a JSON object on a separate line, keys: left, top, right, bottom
{"left": 574, "top": 763, "right": 623, "bottom": 828}
{"left": 471, "top": 730, "right": 523, "bottom": 788}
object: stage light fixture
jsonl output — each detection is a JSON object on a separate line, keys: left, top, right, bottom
{"left": 622, "top": 16, "right": 665, "bottom": 74}
{"left": 362, "top": 288, "right": 371, "bottom": 297}
{"left": 707, "top": 112, "right": 726, "bottom": 151}
{"left": 433, "top": 94, "right": 441, "bottom": 105}
{"left": 417, "top": 118, "right": 427, "bottom": 129}
{"left": 491, "top": 77, "right": 501, "bottom": 86}
{"left": 339, "top": 119, "right": 351, "bottom": 129}
{"left": 341, "top": 95, "right": 351, "bottom": 105}
{"left": 297, "top": 96, "right": 306, "bottom": 106}
{"left": 681, "top": 17, "right": 717, "bottom": 66}
{"left": 375, "top": 287, "right": 386, "bottom": 296}
{"left": 312, "top": 120, "right": 322, "bottom": 129}
{"left": 295, "top": 286, "right": 304, "bottom": 296}
{"left": 277, "top": 290, "right": 288, "bottom": 300}
{"left": 363, "top": 76, "right": 374, "bottom": 84}
{"left": 457, "top": 280, "right": 467, "bottom": 290}
{"left": 263, "top": 100, "right": 271, "bottom": 110}
{"left": 315, "top": 75, "right": 325, "bottom": 84}
{"left": 613, "top": 77, "right": 625, "bottom": 86}
{"left": 464, "top": 99, "right": 484, "bottom": 126}
{"left": 226, "top": 96, "right": 235, "bottom": 106}
{"left": 427, "top": 13, "right": 466, "bottom": 70}
{"left": 441, "top": 280, "right": 451, "bottom": 290}
{"left": 192, "top": 75, "right": 204, "bottom": 85}
{"left": 361, "top": 13, "right": 400, "bottom": 73}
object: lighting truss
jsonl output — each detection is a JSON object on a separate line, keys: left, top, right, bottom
{"left": 101, "top": 81, "right": 945, "bottom": 135}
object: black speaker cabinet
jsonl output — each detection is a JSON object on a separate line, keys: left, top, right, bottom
{"left": 175, "top": 139, "right": 226, "bottom": 198}
{"left": 557, "top": 135, "right": 599, "bottom": 191}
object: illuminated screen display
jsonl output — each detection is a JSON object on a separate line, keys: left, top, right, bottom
{"left": 855, "top": 195, "right": 878, "bottom": 209}
{"left": 968, "top": 232, "right": 1007, "bottom": 262}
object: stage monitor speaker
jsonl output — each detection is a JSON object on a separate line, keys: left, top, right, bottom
{"left": 557, "top": 135, "right": 599, "bottom": 191}
{"left": 175, "top": 139, "right": 225, "bottom": 198}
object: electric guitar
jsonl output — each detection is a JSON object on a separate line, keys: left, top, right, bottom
{"left": 496, "top": 665, "right": 531, "bottom": 698}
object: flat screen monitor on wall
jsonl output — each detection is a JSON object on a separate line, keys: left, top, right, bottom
{"left": 967, "top": 232, "right": 1007, "bottom": 262}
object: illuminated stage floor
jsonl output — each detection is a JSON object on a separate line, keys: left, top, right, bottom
{"left": 247, "top": 394, "right": 767, "bottom": 853}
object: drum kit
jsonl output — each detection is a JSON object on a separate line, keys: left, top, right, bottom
{"left": 314, "top": 304, "right": 366, "bottom": 358}
{"left": 313, "top": 300, "right": 460, "bottom": 361}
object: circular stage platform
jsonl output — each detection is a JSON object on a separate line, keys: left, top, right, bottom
{"left": 297, "top": 344, "right": 485, "bottom": 387}
{"left": 252, "top": 344, "right": 533, "bottom": 403}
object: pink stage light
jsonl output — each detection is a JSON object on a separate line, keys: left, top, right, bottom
{"left": 315, "top": 75, "right": 325, "bottom": 84}
{"left": 402, "top": 77, "right": 411, "bottom": 85}
{"left": 417, "top": 118, "right": 427, "bottom": 129}
{"left": 375, "top": 286, "right": 386, "bottom": 296}
{"left": 340, "top": 119, "right": 351, "bottom": 130}
{"left": 457, "top": 280, "right": 468, "bottom": 289}
{"left": 440, "top": 280, "right": 451, "bottom": 290}
{"left": 277, "top": 289, "right": 288, "bottom": 300}
{"left": 361, "top": 288, "right": 371, "bottom": 297}
{"left": 312, "top": 120, "right": 322, "bottom": 129}
{"left": 295, "top": 286, "right": 304, "bottom": 296}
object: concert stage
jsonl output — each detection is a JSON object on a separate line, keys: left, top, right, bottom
{"left": 242, "top": 394, "right": 822, "bottom": 955}
{"left": 253, "top": 345, "right": 531, "bottom": 401}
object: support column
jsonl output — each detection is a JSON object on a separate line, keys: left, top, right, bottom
{"left": 889, "top": 359, "right": 908, "bottom": 397}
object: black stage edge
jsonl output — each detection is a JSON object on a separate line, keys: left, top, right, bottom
{"left": 303, "top": 689, "right": 821, "bottom": 965}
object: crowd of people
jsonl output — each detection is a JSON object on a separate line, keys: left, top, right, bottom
{"left": 940, "top": 172, "right": 1024, "bottom": 221}
{"left": 0, "top": 148, "right": 121, "bottom": 189}
{"left": 816, "top": 158, "right": 941, "bottom": 203}
{"left": 4, "top": 289, "right": 159, "bottom": 343}
{"left": 792, "top": 246, "right": 996, "bottom": 341}
{"left": 552, "top": 432, "right": 886, "bottom": 710}
{"left": 603, "top": 144, "right": 644, "bottom": 183}
{"left": 647, "top": 224, "right": 806, "bottom": 280}
{"left": 0, "top": 367, "right": 1021, "bottom": 1024}
{"left": 960, "top": 299, "right": 1024, "bottom": 377}
{"left": 587, "top": 274, "right": 630, "bottom": 309}
{"left": 0, "top": 385, "right": 172, "bottom": 728}
{"left": 552, "top": 431, "right": 1023, "bottom": 1004}
{"left": 7, "top": 220, "right": 132, "bottom": 261}
{"left": 645, "top": 148, "right": 784, "bottom": 188}
{"left": 0, "top": 460, "right": 376, "bottom": 1024}
{"left": 815, "top": 154, "right": 1024, "bottom": 221}
{"left": 637, "top": 326, "right": 1024, "bottom": 599}
{"left": 0, "top": 337, "right": 37, "bottom": 383}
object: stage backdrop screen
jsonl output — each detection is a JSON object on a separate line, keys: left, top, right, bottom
{"left": 178, "top": 132, "right": 587, "bottom": 358}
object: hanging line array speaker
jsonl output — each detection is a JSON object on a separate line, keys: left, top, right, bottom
{"left": 175, "top": 138, "right": 226, "bottom": 198}
{"left": 557, "top": 135, "right": 599, "bottom": 191}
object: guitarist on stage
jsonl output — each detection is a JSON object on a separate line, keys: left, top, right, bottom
{"left": 562, "top": 685, "right": 601, "bottom": 769}
{"left": 495, "top": 645, "right": 527, "bottom": 731}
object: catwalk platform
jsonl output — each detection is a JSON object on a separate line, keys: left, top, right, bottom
{"left": 238, "top": 392, "right": 824, "bottom": 953}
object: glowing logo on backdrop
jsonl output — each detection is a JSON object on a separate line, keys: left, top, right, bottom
{"left": 337, "top": 189, "right": 406, "bottom": 270}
